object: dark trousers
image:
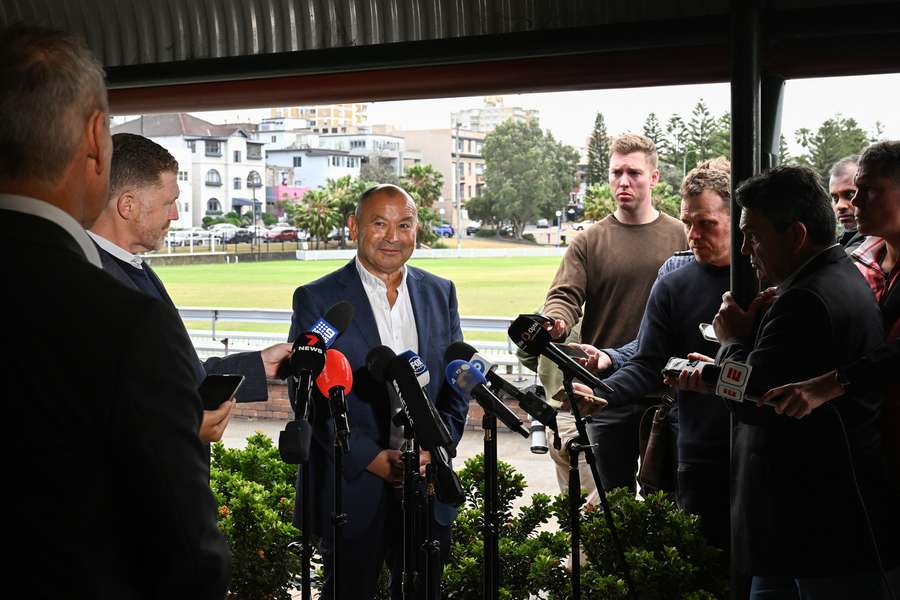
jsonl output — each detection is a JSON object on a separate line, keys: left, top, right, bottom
{"left": 586, "top": 399, "right": 655, "bottom": 494}
{"left": 321, "top": 489, "right": 451, "bottom": 600}
{"left": 676, "top": 460, "right": 730, "bottom": 552}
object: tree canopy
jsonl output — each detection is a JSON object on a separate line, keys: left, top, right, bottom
{"left": 469, "top": 118, "right": 578, "bottom": 238}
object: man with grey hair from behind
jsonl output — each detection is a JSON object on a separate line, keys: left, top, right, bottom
{"left": 0, "top": 26, "right": 229, "bottom": 599}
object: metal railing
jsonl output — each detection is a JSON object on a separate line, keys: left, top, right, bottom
{"left": 178, "top": 307, "right": 525, "bottom": 372}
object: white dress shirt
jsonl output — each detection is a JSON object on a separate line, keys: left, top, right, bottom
{"left": 87, "top": 230, "right": 145, "bottom": 269}
{"left": 0, "top": 193, "right": 101, "bottom": 268}
{"left": 356, "top": 257, "right": 419, "bottom": 449}
{"left": 355, "top": 257, "right": 419, "bottom": 355}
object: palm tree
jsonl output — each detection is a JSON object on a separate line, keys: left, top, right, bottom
{"left": 401, "top": 164, "right": 443, "bottom": 208}
{"left": 293, "top": 189, "right": 339, "bottom": 249}
{"left": 324, "top": 176, "right": 358, "bottom": 249}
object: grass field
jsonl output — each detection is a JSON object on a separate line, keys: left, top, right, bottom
{"left": 155, "top": 256, "right": 564, "bottom": 335}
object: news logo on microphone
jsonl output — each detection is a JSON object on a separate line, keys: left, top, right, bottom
{"left": 310, "top": 318, "right": 339, "bottom": 347}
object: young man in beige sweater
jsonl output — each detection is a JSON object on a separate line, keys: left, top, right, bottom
{"left": 542, "top": 133, "right": 687, "bottom": 495}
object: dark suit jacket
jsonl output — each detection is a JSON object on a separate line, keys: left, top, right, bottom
{"left": 96, "top": 246, "right": 267, "bottom": 402}
{"left": 718, "top": 245, "right": 897, "bottom": 576}
{"left": 3, "top": 209, "right": 229, "bottom": 598}
{"left": 289, "top": 259, "right": 465, "bottom": 540}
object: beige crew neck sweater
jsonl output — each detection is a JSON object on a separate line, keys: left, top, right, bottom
{"left": 544, "top": 212, "right": 688, "bottom": 348}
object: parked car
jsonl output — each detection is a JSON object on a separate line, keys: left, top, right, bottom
{"left": 327, "top": 226, "right": 350, "bottom": 241}
{"left": 432, "top": 223, "right": 454, "bottom": 238}
{"left": 167, "top": 227, "right": 219, "bottom": 246}
{"left": 222, "top": 227, "right": 254, "bottom": 243}
{"left": 267, "top": 226, "right": 300, "bottom": 242}
{"left": 573, "top": 219, "right": 596, "bottom": 231}
{"left": 465, "top": 220, "right": 482, "bottom": 236}
{"left": 536, "top": 218, "right": 550, "bottom": 228}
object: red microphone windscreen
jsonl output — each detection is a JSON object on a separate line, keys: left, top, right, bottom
{"left": 316, "top": 348, "right": 353, "bottom": 395}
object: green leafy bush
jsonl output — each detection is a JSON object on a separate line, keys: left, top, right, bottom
{"left": 211, "top": 433, "right": 301, "bottom": 600}
{"left": 522, "top": 233, "right": 537, "bottom": 243}
{"left": 551, "top": 488, "right": 728, "bottom": 599}
{"left": 474, "top": 228, "right": 498, "bottom": 237}
{"left": 443, "top": 454, "right": 569, "bottom": 599}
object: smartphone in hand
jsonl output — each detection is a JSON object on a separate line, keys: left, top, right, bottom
{"left": 199, "top": 374, "right": 245, "bottom": 411}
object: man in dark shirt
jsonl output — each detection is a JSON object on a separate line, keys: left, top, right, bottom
{"left": 574, "top": 158, "right": 736, "bottom": 550}
{"left": 89, "top": 133, "right": 292, "bottom": 442}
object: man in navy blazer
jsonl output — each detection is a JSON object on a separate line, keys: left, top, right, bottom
{"left": 288, "top": 184, "right": 466, "bottom": 599}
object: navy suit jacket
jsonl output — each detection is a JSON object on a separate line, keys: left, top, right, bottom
{"left": 96, "top": 245, "right": 268, "bottom": 402}
{"left": 289, "top": 259, "right": 465, "bottom": 540}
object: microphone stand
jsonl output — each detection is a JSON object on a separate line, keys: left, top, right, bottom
{"left": 295, "top": 373, "right": 314, "bottom": 600}
{"left": 482, "top": 411, "right": 500, "bottom": 600}
{"left": 565, "top": 434, "right": 589, "bottom": 600}
{"left": 396, "top": 411, "right": 420, "bottom": 600}
{"left": 328, "top": 388, "right": 350, "bottom": 600}
{"left": 422, "top": 462, "right": 440, "bottom": 600}
{"left": 562, "top": 375, "right": 639, "bottom": 600}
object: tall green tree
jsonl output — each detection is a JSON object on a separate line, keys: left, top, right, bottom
{"left": 664, "top": 115, "right": 688, "bottom": 177}
{"left": 401, "top": 163, "right": 444, "bottom": 208}
{"left": 643, "top": 112, "right": 665, "bottom": 156}
{"left": 401, "top": 163, "right": 444, "bottom": 247}
{"left": 324, "top": 176, "right": 357, "bottom": 248}
{"left": 709, "top": 112, "right": 731, "bottom": 160}
{"left": 778, "top": 134, "right": 792, "bottom": 166}
{"left": 586, "top": 112, "right": 611, "bottom": 185}
{"left": 478, "top": 118, "right": 579, "bottom": 238}
{"left": 794, "top": 114, "right": 870, "bottom": 181}
{"left": 685, "top": 100, "right": 717, "bottom": 167}
{"left": 292, "top": 189, "right": 338, "bottom": 249}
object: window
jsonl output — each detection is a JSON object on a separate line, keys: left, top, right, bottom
{"left": 206, "top": 198, "right": 222, "bottom": 215}
{"left": 205, "top": 169, "right": 222, "bottom": 186}
{"left": 476, "top": 184, "right": 484, "bottom": 197}
{"left": 186, "top": 140, "right": 196, "bottom": 153}
{"left": 468, "top": 185, "right": 473, "bottom": 198}
{"left": 468, "top": 162, "right": 472, "bottom": 175}
{"left": 234, "top": 150, "right": 241, "bottom": 163}
{"left": 247, "top": 171, "right": 262, "bottom": 188}
{"left": 177, "top": 170, "right": 189, "bottom": 181}
{"left": 457, "top": 183, "right": 464, "bottom": 199}
{"left": 332, "top": 156, "right": 339, "bottom": 167}
{"left": 351, "top": 140, "right": 366, "bottom": 149}
{"left": 475, "top": 163, "right": 485, "bottom": 176}
{"left": 183, "top": 202, "right": 189, "bottom": 213}
{"left": 247, "top": 144, "right": 262, "bottom": 160}
{"left": 456, "top": 162, "right": 464, "bottom": 178}
{"left": 205, "top": 141, "right": 221, "bottom": 156}
{"left": 271, "top": 135, "right": 277, "bottom": 143}
{"left": 293, "top": 156, "right": 302, "bottom": 167}
{"left": 233, "top": 177, "right": 241, "bottom": 190}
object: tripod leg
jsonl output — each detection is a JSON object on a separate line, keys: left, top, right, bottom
{"left": 568, "top": 438, "right": 583, "bottom": 600}
{"left": 564, "top": 377, "right": 639, "bottom": 600}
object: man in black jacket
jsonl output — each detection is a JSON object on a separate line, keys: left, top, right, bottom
{"left": 1, "top": 26, "right": 229, "bottom": 598}
{"left": 713, "top": 165, "right": 897, "bottom": 598}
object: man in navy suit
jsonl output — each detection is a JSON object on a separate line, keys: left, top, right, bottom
{"left": 288, "top": 184, "right": 466, "bottom": 599}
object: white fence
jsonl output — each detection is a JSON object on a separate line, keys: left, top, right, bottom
{"left": 294, "top": 247, "right": 567, "bottom": 260}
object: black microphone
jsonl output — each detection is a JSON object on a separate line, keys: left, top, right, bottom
{"left": 445, "top": 341, "right": 558, "bottom": 434}
{"left": 280, "top": 331, "right": 327, "bottom": 463}
{"left": 366, "top": 346, "right": 464, "bottom": 506}
{"left": 507, "top": 315, "right": 613, "bottom": 395}
{"left": 313, "top": 301, "right": 354, "bottom": 348}
{"left": 445, "top": 359, "right": 528, "bottom": 437}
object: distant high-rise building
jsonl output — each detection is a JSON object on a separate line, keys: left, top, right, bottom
{"left": 450, "top": 96, "right": 538, "bottom": 134}
{"left": 271, "top": 104, "right": 368, "bottom": 134}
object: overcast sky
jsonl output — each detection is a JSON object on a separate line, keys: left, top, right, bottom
{"left": 188, "top": 73, "right": 898, "bottom": 154}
